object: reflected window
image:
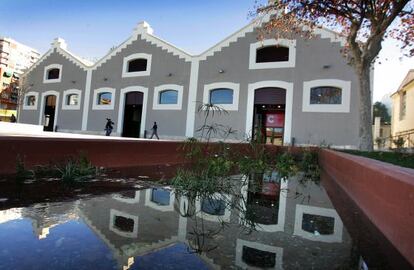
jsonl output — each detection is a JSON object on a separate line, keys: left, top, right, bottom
{"left": 201, "top": 198, "right": 225, "bottom": 216}
{"left": 242, "top": 246, "right": 276, "bottom": 268}
{"left": 26, "top": 95, "right": 36, "bottom": 106}
{"left": 159, "top": 90, "right": 178, "bottom": 104}
{"left": 66, "top": 94, "right": 78, "bottom": 106}
{"left": 209, "top": 88, "right": 233, "bottom": 104}
{"left": 97, "top": 92, "right": 112, "bottom": 105}
{"left": 302, "top": 214, "right": 335, "bottom": 235}
{"left": 114, "top": 216, "right": 134, "bottom": 233}
{"left": 128, "top": 58, "right": 147, "bottom": 72}
{"left": 245, "top": 192, "right": 279, "bottom": 225}
{"left": 151, "top": 188, "right": 171, "bottom": 206}
{"left": 310, "top": 86, "right": 342, "bottom": 104}
{"left": 47, "top": 68, "right": 60, "bottom": 80}
{"left": 256, "top": 46, "right": 289, "bottom": 63}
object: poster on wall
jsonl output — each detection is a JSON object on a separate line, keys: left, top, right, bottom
{"left": 265, "top": 113, "right": 284, "bottom": 128}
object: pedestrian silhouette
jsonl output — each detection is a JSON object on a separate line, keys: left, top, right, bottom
{"left": 10, "top": 114, "right": 16, "bottom": 123}
{"left": 150, "top": 121, "right": 159, "bottom": 140}
{"left": 105, "top": 118, "right": 114, "bottom": 136}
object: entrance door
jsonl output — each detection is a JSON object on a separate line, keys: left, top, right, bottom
{"left": 252, "top": 88, "right": 286, "bottom": 145}
{"left": 122, "top": 92, "right": 143, "bottom": 138}
{"left": 43, "top": 95, "right": 56, "bottom": 131}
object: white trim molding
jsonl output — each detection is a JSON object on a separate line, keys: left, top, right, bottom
{"left": 92, "top": 87, "right": 116, "bottom": 110}
{"left": 294, "top": 204, "right": 343, "bottom": 243}
{"left": 109, "top": 209, "right": 138, "bottom": 238}
{"left": 195, "top": 193, "right": 232, "bottom": 223}
{"left": 112, "top": 190, "right": 141, "bottom": 204}
{"left": 62, "top": 89, "right": 82, "bottom": 110}
{"left": 122, "top": 53, "right": 152, "bottom": 78}
{"left": 22, "top": 91, "right": 39, "bottom": 110}
{"left": 235, "top": 239, "right": 284, "bottom": 270}
{"left": 246, "top": 81, "right": 293, "bottom": 145}
{"left": 185, "top": 59, "right": 200, "bottom": 137}
{"left": 153, "top": 84, "right": 184, "bottom": 110}
{"left": 38, "top": 90, "right": 60, "bottom": 131}
{"left": 203, "top": 82, "right": 240, "bottom": 111}
{"left": 239, "top": 179, "right": 288, "bottom": 232}
{"left": 249, "top": 39, "right": 296, "bottom": 69}
{"left": 43, "top": 64, "right": 62, "bottom": 84}
{"left": 144, "top": 188, "right": 175, "bottom": 212}
{"left": 302, "top": 79, "right": 351, "bottom": 113}
{"left": 117, "top": 85, "right": 148, "bottom": 137}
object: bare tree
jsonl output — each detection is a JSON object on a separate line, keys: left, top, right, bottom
{"left": 257, "top": 0, "right": 413, "bottom": 150}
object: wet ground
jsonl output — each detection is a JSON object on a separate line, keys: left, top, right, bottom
{"left": 0, "top": 173, "right": 411, "bottom": 270}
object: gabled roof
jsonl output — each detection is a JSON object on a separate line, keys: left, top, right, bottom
{"left": 24, "top": 16, "right": 347, "bottom": 75}
{"left": 391, "top": 69, "right": 414, "bottom": 97}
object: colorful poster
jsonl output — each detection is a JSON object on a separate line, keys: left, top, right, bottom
{"left": 265, "top": 113, "right": 284, "bottom": 128}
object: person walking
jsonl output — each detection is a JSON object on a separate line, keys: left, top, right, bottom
{"left": 150, "top": 121, "right": 159, "bottom": 140}
{"left": 105, "top": 118, "right": 114, "bottom": 136}
{"left": 10, "top": 114, "right": 16, "bottom": 123}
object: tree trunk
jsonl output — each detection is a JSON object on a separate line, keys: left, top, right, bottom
{"left": 357, "top": 65, "right": 374, "bottom": 151}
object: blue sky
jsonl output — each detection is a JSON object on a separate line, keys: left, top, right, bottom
{"left": 1, "top": 0, "right": 412, "bottom": 103}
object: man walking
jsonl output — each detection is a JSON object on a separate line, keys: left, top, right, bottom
{"left": 150, "top": 121, "right": 159, "bottom": 140}
{"left": 105, "top": 118, "right": 114, "bottom": 136}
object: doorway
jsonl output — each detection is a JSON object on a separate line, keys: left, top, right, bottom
{"left": 252, "top": 87, "right": 286, "bottom": 145}
{"left": 122, "top": 92, "right": 143, "bottom": 138}
{"left": 43, "top": 95, "right": 56, "bottom": 132}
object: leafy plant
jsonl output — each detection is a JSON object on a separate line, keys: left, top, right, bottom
{"left": 393, "top": 137, "right": 405, "bottom": 151}
{"left": 15, "top": 155, "right": 33, "bottom": 182}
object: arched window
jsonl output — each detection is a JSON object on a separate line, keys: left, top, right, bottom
{"left": 97, "top": 92, "right": 112, "bottom": 105}
{"left": 310, "top": 86, "right": 342, "bottom": 104}
{"left": 27, "top": 95, "right": 36, "bottom": 106}
{"left": 66, "top": 94, "right": 79, "bottom": 105}
{"left": 256, "top": 46, "right": 289, "bottom": 63}
{"left": 47, "top": 68, "right": 60, "bottom": 80}
{"left": 114, "top": 215, "right": 135, "bottom": 233}
{"left": 159, "top": 90, "right": 178, "bottom": 104}
{"left": 209, "top": 88, "right": 234, "bottom": 104}
{"left": 128, "top": 58, "right": 148, "bottom": 72}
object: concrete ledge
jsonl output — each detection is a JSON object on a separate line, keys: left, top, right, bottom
{"left": 0, "top": 122, "right": 43, "bottom": 135}
{"left": 319, "top": 149, "right": 414, "bottom": 267}
{"left": 0, "top": 136, "right": 188, "bottom": 175}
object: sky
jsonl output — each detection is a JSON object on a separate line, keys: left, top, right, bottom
{"left": 0, "top": 0, "right": 412, "bottom": 103}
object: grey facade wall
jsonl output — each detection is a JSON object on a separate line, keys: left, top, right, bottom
{"left": 88, "top": 36, "right": 191, "bottom": 136}
{"left": 19, "top": 49, "right": 87, "bottom": 131}
{"left": 195, "top": 30, "right": 359, "bottom": 146}
{"left": 19, "top": 22, "right": 361, "bottom": 147}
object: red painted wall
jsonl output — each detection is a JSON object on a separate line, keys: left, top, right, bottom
{"left": 319, "top": 149, "right": 414, "bottom": 267}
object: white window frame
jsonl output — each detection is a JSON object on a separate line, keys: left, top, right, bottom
{"left": 153, "top": 84, "right": 183, "bottom": 110}
{"left": 293, "top": 204, "right": 343, "bottom": 243}
{"left": 195, "top": 193, "right": 232, "bottom": 223}
{"left": 122, "top": 53, "right": 152, "bottom": 78}
{"left": 203, "top": 82, "right": 240, "bottom": 111}
{"left": 109, "top": 209, "right": 138, "bottom": 238}
{"left": 302, "top": 79, "right": 351, "bottom": 113}
{"left": 22, "top": 91, "right": 39, "bottom": 110}
{"left": 43, "top": 64, "right": 62, "bottom": 83}
{"left": 249, "top": 39, "right": 296, "bottom": 69}
{"left": 235, "top": 239, "right": 284, "bottom": 270}
{"left": 92, "top": 87, "right": 116, "bottom": 110}
{"left": 145, "top": 188, "right": 176, "bottom": 212}
{"left": 62, "top": 89, "right": 82, "bottom": 110}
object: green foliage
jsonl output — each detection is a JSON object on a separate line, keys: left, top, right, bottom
{"left": 393, "top": 137, "right": 405, "bottom": 150}
{"left": 56, "top": 156, "right": 99, "bottom": 183}
{"left": 373, "top": 101, "right": 391, "bottom": 124}
{"left": 275, "top": 152, "right": 299, "bottom": 179}
{"left": 299, "top": 149, "right": 321, "bottom": 183}
{"left": 14, "top": 154, "right": 99, "bottom": 183}
{"left": 342, "top": 149, "right": 414, "bottom": 169}
{"left": 15, "top": 156, "right": 33, "bottom": 182}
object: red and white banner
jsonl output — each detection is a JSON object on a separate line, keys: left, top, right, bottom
{"left": 265, "top": 113, "right": 284, "bottom": 128}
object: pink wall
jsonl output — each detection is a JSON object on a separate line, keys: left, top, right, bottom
{"left": 320, "top": 149, "right": 414, "bottom": 267}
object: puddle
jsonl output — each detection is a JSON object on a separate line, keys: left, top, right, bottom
{"left": 0, "top": 176, "right": 408, "bottom": 269}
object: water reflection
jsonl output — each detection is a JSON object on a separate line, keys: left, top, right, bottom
{"left": 0, "top": 177, "right": 354, "bottom": 270}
